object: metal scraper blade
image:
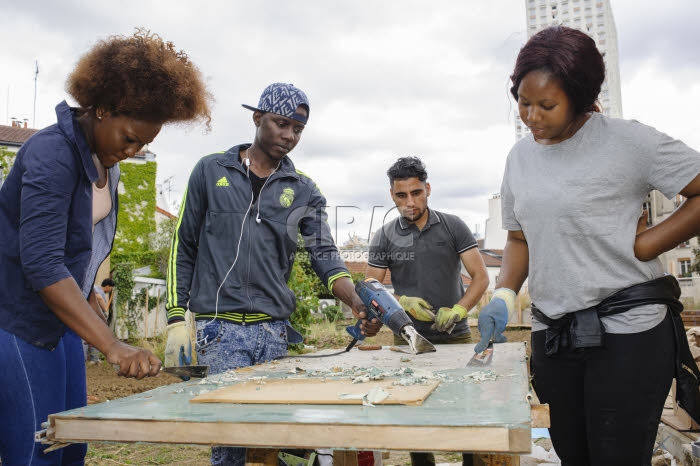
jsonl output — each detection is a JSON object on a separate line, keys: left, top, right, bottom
{"left": 400, "top": 326, "right": 436, "bottom": 354}
{"left": 161, "top": 365, "right": 209, "bottom": 378}
{"left": 467, "top": 342, "right": 493, "bottom": 366}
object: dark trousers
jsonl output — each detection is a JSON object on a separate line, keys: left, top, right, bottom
{"left": 531, "top": 311, "right": 674, "bottom": 466}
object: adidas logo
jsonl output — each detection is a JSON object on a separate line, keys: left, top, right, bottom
{"left": 216, "top": 176, "right": 229, "bottom": 187}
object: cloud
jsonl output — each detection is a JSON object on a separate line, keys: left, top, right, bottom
{"left": 2, "top": 0, "right": 698, "bottom": 246}
{"left": 612, "top": 0, "right": 700, "bottom": 75}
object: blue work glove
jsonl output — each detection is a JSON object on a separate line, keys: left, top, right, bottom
{"left": 475, "top": 288, "right": 516, "bottom": 353}
{"left": 432, "top": 304, "right": 468, "bottom": 332}
{"left": 165, "top": 321, "right": 192, "bottom": 380}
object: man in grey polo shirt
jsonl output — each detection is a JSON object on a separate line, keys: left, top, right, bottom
{"left": 366, "top": 156, "right": 488, "bottom": 465}
{"left": 367, "top": 156, "right": 489, "bottom": 343}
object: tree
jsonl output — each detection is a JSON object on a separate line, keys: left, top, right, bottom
{"left": 0, "top": 147, "right": 17, "bottom": 187}
{"left": 149, "top": 217, "right": 177, "bottom": 278}
{"left": 287, "top": 235, "right": 321, "bottom": 339}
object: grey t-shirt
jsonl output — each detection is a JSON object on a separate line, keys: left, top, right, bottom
{"left": 501, "top": 112, "right": 700, "bottom": 333}
{"left": 368, "top": 209, "right": 477, "bottom": 340}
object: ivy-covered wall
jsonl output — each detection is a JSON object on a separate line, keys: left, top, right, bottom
{"left": 0, "top": 146, "right": 17, "bottom": 187}
{"left": 112, "top": 161, "right": 157, "bottom": 266}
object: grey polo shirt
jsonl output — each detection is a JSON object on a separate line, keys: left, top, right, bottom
{"left": 368, "top": 209, "right": 477, "bottom": 340}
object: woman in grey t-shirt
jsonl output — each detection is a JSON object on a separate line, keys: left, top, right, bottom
{"left": 476, "top": 26, "right": 700, "bottom": 465}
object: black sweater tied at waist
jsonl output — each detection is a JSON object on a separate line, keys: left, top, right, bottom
{"left": 532, "top": 274, "right": 700, "bottom": 425}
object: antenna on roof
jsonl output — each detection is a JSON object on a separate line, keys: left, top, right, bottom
{"left": 33, "top": 59, "right": 39, "bottom": 128}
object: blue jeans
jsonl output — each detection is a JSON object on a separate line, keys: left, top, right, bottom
{"left": 83, "top": 340, "right": 101, "bottom": 363}
{"left": 0, "top": 327, "right": 87, "bottom": 466}
{"left": 196, "top": 319, "right": 296, "bottom": 466}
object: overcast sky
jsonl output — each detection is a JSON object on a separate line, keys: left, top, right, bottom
{"left": 2, "top": 0, "right": 699, "bottom": 245}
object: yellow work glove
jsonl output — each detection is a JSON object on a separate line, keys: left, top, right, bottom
{"left": 164, "top": 321, "right": 192, "bottom": 379}
{"left": 399, "top": 295, "right": 436, "bottom": 322}
{"left": 433, "top": 304, "right": 468, "bottom": 332}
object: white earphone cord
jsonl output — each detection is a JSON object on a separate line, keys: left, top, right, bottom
{"left": 199, "top": 151, "right": 281, "bottom": 341}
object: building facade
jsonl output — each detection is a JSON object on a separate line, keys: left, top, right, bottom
{"left": 514, "top": 0, "right": 623, "bottom": 140}
{"left": 0, "top": 122, "right": 39, "bottom": 188}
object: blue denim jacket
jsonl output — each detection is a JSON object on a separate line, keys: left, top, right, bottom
{"left": 0, "top": 101, "right": 118, "bottom": 349}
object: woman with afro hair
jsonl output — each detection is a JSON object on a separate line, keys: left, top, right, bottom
{"left": 0, "top": 28, "right": 212, "bottom": 465}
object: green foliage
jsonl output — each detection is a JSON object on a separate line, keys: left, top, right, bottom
{"left": 287, "top": 236, "right": 364, "bottom": 346}
{"left": 0, "top": 147, "right": 16, "bottom": 185}
{"left": 112, "top": 161, "right": 157, "bottom": 266}
{"left": 112, "top": 262, "right": 164, "bottom": 339}
{"left": 296, "top": 248, "right": 333, "bottom": 299}
{"left": 322, "top": 304, "right": 344, "bottom": 322}
{"left": 287, "top": 250, "right": 318, "bottom": 349}
{"left": 693, "top": 238, "right": 700, "bottom": 274}
{"left": 349, "top": 271, "right": 364, "bottom": 284}
{"left": 0, "top": 146, "right": 16, "bottom": 171}
{"left": 112, "top": 263, "right": 138, "bottom": 336}
{"left": 149, "top": 217, "right": 177, "bottom": 278}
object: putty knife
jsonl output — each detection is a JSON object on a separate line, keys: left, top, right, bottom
{"left": 161, "top": 365, "right": 209, "bottom": 378}
{"left": 466, "top": 342, "right": 493, "bottom": 367}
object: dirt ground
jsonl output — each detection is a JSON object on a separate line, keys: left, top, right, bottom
{"left": 83, "top": 326, "right": 533, "bottom": 465}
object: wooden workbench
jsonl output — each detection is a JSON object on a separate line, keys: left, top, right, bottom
{"left": 41, "top": 343, "right": 543, "bottom": 459}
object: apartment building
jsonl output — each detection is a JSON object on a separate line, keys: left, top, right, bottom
{"left": 514, "top": 0, "right": 623, "bottom": 140}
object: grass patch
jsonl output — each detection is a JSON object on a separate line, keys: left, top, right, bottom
{"left": 86, "top": 443, "right": 210, "bottom": 465}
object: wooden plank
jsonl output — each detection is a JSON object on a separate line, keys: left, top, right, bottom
{"left": 191, "top": 378, "right": 440, "bottom": 406}
{"left": 530, "top": 404, "right": 550, "bottom": 428}
{"left": 48, "top": 418, "right": 531, "bottom": 453}
{"left": 46, "top": 343, "right": 533, "bottom": 454}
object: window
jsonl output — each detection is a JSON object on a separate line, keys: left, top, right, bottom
{"left": 675, "top": 194, "right": 686, "bottom": 208}
{"left": 642, "top": 201, "right": 652, "bottom": 226}
{"left": 679, "top": 259, "right": 692, "bottom": 277}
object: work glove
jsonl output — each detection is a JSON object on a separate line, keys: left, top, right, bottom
{"left": 399, "top": 296, "right": 436, "bottom": 322}
{"left": 432, "top": 304, "right": 468, "bottom": 333}
{"left": 475, "top": 288, "right": 516, "bottom": 353}
{"left": 165, "top": 321, "right": 192, "bottom": 380}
